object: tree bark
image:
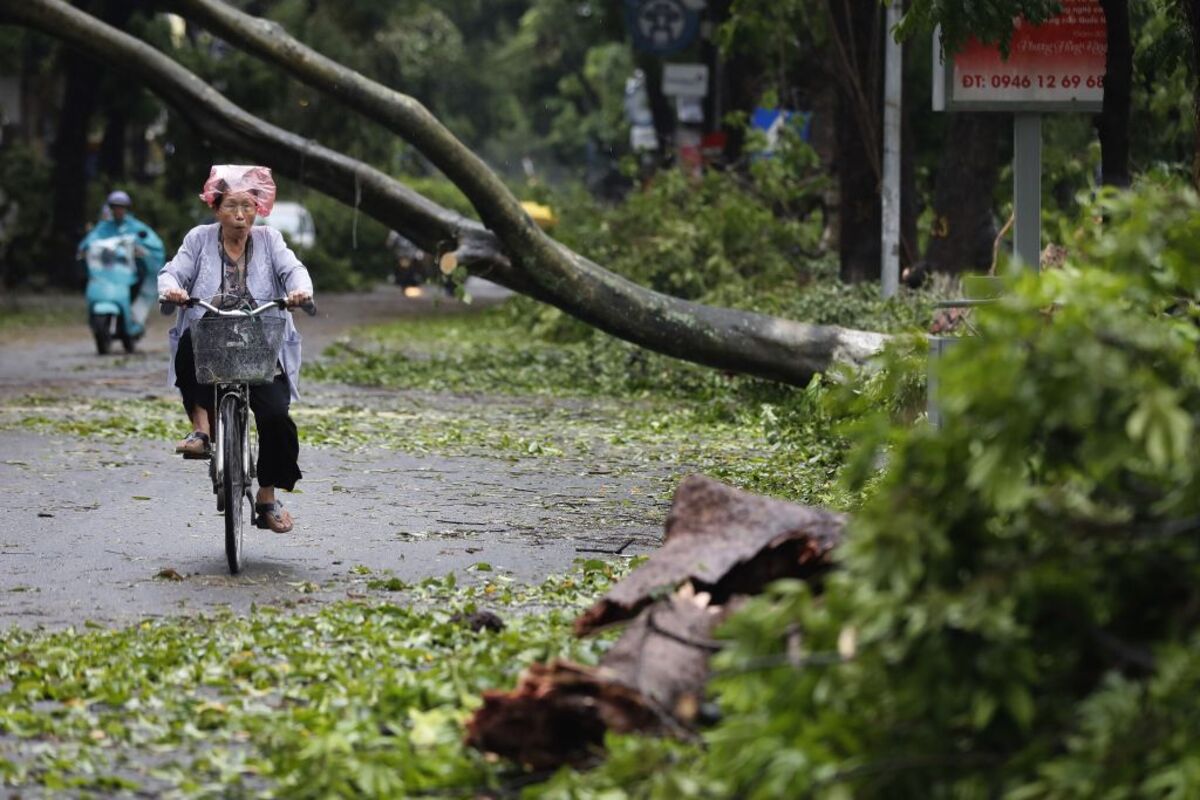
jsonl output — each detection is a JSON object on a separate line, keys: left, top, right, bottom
{"left": 827, "top": 0, "right": 884, "bottom": 283}
{"left": 901, "top": 21, "right": 919, "bottom": 269}
{"left": 97, "top": 0, "right": 135, "bottom": 181}
{"left": 634, "top": 52, "right": 676, "bottom": 167}
{"left": 1183, "top": 0, "right": 1200, "bottom": 188}
{"left": 97, "top": 108, "right": 128, "bottom": 180}
{"left": 923, "top": 113, "right": 1004, "bottom": 275}
{"left": 48, "top": 39, "right": 101, "bottom": 287}
{"left": 0, "top": 0, "right": 888, "bottom": 387}
{"left": 1096, "top": 0, "right": 1131, "bottom": 187}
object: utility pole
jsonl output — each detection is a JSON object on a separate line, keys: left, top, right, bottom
{"left": 1012, "top": 113, "right": 1042, "bottom": 269}
{"left": 881, "top": 0, "right": 903, "bottom": 298}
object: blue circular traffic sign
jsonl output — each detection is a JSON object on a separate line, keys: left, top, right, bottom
{"left": 625, "top": 0, "right": 703, "bottom": 56}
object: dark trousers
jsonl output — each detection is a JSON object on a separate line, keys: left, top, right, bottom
{"left": 175, "top": 328, "right": 302, "bottom": 491}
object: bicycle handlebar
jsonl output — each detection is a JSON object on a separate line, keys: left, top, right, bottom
{"left": 160, "top": 296, "right": 317, "bottom": 317}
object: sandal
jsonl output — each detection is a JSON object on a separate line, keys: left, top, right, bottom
{"left": 255, "top": 500, "right": 294, "bottom": 533}
{"left": 175, "top": 431, "right": 211, "bottom": 459}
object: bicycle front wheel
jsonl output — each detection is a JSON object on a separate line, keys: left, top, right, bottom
{"left": 220, "top": 395, "right": 246, "bottom": 574}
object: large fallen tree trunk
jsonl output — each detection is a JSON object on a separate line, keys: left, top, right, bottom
{"left": 0, "top": 0, "right": 888, "bottom": 386}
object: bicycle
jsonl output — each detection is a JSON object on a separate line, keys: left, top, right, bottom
{"left": 163, "top": 295, "right": 316, "bottom": 574}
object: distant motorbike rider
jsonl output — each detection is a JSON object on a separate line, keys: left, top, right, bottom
{"left": 78, "top": 190, "right": 165, "bottom": 299}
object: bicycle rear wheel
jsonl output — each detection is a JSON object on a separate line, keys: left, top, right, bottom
{"left": 220, "top": 395, "right": 247, "bottom": 574}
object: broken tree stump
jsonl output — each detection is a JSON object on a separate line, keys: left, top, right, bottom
{"left": 464, "top": 475, "right": 846, "bottom": 770}
{"left": 575, "top": 474, "right": 845, "bottom": 635}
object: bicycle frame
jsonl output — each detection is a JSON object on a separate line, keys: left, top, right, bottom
{"left": 184, "top": 298, "right": 283, "bottom": 504}
{"left": 210, "top": 383, "right": 253, "bottom": 502}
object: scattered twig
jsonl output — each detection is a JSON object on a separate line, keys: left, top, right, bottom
{"left": 575, "top": 537, "right": 637, "bottom": 556}
{"left": 990, "top": 213, "right": 1015, "bottom": 275}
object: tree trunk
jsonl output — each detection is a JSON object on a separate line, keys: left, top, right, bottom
{"left": 46, "top": 0, "right": 137, "bottom": 287}
{"left": 1183, "top": 0, "right": 1200, "bottom": 188}
{"left": 97, "top": 0, "right": 135, "bottom": 181}
{"left": 827, "top": 0, "right": 884, "bottom": 283}
{"left": 901, "top": 22, "right": 918, "bottom": 270}
{"left": 0, "top": 0, "right": 889, "bottom": 387}
{"left": 1096, "top": 0, "right": 1131, "bottom": 187}
{"left": 47, "top": 42, "right": 101, "bottom": 287}
{"left": 97, "top": 108, "right": 127, "bottom": 180}
{"left": 635, "top": 52, "right": 676, "bottom": 167}
{"left": 922, "top": 113, "right": 1004, "bottom": 275}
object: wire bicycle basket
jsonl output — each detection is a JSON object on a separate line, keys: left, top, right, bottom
{"left": 192, "top": 315, "right": 286, "bottom": 385}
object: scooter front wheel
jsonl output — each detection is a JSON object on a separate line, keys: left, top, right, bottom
{"left": 89, "top": 313, "right": 114, "bottom": 355}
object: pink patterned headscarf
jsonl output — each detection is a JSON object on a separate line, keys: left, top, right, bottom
{"left": 198, "top": 165, "right": 277, "bottom": 217}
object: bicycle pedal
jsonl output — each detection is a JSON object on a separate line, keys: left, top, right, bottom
{"left": 181, "top": 450, "right": 211, "bottom": 461}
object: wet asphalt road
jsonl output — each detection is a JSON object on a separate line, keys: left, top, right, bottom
{"left": 0, "top": 283, "right": 666, "bottom": 629}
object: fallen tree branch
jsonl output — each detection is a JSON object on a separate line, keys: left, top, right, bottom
{"left": 160, "top": 0, "right": 890, "bottom": 380}
{"left": 0, "top": 0, "right": 890, "bottom": 386}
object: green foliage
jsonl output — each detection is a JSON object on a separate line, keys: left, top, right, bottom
{"left": 510, "top": 130, "right": 902, "bottom": 343}
{"left": 0, "top": 565, "right": 622, "bottom": 797}
{"left": 401, "top": 174, "right": 477, "bottom": 219}
{"left": 1130, "top": 1, "right": 1196, "bottom": 171}
{"left": 548, "top": 176, "right": 1200, "bottom": 798}
{"left": 295, "top": 192, "right": 394, "bottom": 291}
{"left": 717, "top": 0, "right": 828, "bottom": 57}
{"left": 897, "top": 0, "right": 1064, "bottom": 55}
{"left": 0, "top": 144, "right": 53, "bottom": 287}
{"left": 485, "top": 0, "right": 627, "bottom": 166}
{"left": 547, "top": 167, "right": 816, "bottom": 302}
{"left": 307, "top": 308, "right": 857, "bottom": 506}
{"left": 418, "top": 176, "right": 1184, "bottom": 800}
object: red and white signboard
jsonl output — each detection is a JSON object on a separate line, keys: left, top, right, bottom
{"left": 936, "top": 0, "right": 1107, "bottom": 112}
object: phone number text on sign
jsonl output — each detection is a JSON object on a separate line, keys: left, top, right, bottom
{"left": 961, "top": 73, "right": 1105, "bottom": 90}
{"left": 949, "top": 0, "right": 1106, "bottom": 109}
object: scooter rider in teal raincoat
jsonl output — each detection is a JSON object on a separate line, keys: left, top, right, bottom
{"left": 78, "top": 190, "right": 166, "bottom": 352}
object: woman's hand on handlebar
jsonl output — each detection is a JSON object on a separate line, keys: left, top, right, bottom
{"left": 286, "top": 290, "right": 317, "bottom": 316}
{"left": 161, "top": 288, "right": 189, "bottom": 304}
{"left": 286, "top": 290, "right": 312, "bottom": 309}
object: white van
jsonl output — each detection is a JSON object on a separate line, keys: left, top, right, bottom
{"left": 255, "top": 201, "right": 315, "bottom": 249}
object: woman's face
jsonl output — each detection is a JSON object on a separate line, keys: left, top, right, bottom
{"left": 216, "top": 192, "right": 257, "bottom": 232}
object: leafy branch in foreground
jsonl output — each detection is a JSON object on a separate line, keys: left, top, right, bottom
{"left": 541, "top": 177, "right": 1200, "bottom": 798}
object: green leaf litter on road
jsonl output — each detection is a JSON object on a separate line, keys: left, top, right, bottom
{"left": 0, "top": 319, "right": 875, "bottom": 510}
{"left": 0, "top": 564, "right": 628, "bottom": 798}
{"left": 0, "top": 260, "right": 937, "bottom": 797}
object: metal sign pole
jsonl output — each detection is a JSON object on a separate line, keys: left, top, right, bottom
{"left": 881, "top": 0, "right": 903, "bottom": 298}
{"left": 1012, "top": 113, "right": 1042, "bottom": 271}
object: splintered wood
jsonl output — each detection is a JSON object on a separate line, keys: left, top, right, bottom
{"left": 464, "top": 475, "right": 846, "bottom": 769}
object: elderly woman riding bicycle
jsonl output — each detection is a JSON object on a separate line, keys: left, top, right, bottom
{"left": 158, "top": 165, "right": 313, "bottom": 533}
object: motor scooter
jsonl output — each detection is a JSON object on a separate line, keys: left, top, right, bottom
{"left": 84, "top": 232, "right": 156, "bottom": 354}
